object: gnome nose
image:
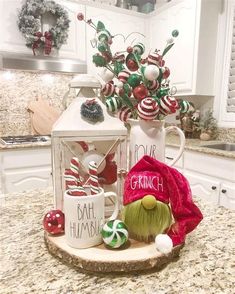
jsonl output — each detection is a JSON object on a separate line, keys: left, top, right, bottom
{"left": 141, "top": 195, "right": 157, "bottom": 210}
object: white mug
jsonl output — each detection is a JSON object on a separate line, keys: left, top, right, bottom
{"left": 64, "top": 188, "right": 119, "bottom": 249}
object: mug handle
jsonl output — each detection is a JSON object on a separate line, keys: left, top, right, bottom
{"left": 104, "top": 192, "right": 119, "bottom": 221}
{"left": 165, "top": 126, "right": 185, "bottom": 167}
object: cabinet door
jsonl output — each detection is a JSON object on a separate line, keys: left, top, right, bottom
{"left": 0, "top": 0, "right": 28, "bottom": 53}
{"left": 149, "top": 0, "right": 197, "bottom": 94}
{"left": 220, "top": 183, "right": 235, "bottom": 210}
{"left": 57, "top": 1, "right": 86, "bottom": 60}
{"left": 184, "top": 171, "right": 220, "bottom": 205}
{"left": 85, "top": 6, "right": 147, "bottom": 74}
{"left": 3, "top": 168, "right": 52, "bottom": 194}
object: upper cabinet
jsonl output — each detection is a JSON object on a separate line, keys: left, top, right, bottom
{"left": 149, "top": 0, "right": 220, "bottom": 96}
{"left": 0, "top": 0, "right": 86, "bottom": 61}
{"left": 85, "top": 5, "right": 148, "bottom": 75}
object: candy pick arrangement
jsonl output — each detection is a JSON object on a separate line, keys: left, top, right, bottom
{"left": 77, "top": 13, "right": 192, "bottom": 122}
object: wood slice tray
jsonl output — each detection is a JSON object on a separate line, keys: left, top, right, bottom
{"left": 44, "top": 233, "right": 184, "bottom": 273}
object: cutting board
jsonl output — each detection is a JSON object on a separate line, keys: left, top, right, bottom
{"left": 28, "top": 97, "right": 61, "bottom": 135}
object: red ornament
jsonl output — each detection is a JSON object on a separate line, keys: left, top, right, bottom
{"left": 102, "top": 52, "right": 112, "bottom": 63}
{"left": 127, "top": 46, "right": 133, "bottom": 53}
{"left": 43, "top": 210, "right": 65, "bottom": 235}
{"left": 162, "top": 67, "right": 170, "bottom": 79}
{"left": 77, "top": 13, "right": 84, "bottom": 21}
{"left": 140, "top": 58, "right": 147, "bottom": 64}
{"left": 133, "top": 84, "right": 149, "bottom": 101}
{"left": 98, "top": 160, "right": 117, "bottom": 185}
{"left": 126, "top": 59, "right": 139, "bottom": 71}
{"left": 158, "top": 59, "right": 165, "bottom": 67}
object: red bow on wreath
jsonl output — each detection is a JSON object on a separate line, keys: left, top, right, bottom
{"left": 32, "top": 31, "right": 52, "bottom": 56}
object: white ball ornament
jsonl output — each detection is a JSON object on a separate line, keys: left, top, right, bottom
{"left": 144, "top": 65, "right": 160, "bottom": 81}
{"left": 81, "top": 150, "right": 106, "bottom": 173}
{"left": 116, "top": 80, "right": 124, "bottom": 89}
{"left": 99, "top": 68, "right": 115, "bottom": 83}
{"left": 155, "top": 234, "right": 173, "bottom": 254}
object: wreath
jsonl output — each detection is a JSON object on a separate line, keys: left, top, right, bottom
{"left": 18, "top": 0, "right": 70, "bottom": 55}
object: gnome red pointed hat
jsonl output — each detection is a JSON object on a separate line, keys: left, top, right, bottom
{"left": 123, "top": 155, "right": 203, "bottom": 246}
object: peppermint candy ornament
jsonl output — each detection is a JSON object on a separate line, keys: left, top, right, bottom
{"left": 147, "top": 80, "right": 159, "bottom": 91}
{"left": 118, "top": 70, "right": 130, "bottom": 83}
{"left": 159, "top": 96, "right": 179, "bottom": 115}
{"left": 101, "top": 82, "right": 115, "bottom": 97}
{"left": 101, "top": 219, "right": 129, "bottom": 248}
{"left": 147, "top": 52, "right": 161, "bottom": 66}
{"left": 137, "top": 97, "right": 159, "bottom": 120}
{"left": 179, "top": 100, "right": 190, "bottom": 113}
{"left": 106, "top": 96, "right": 122, "bottom": 112}
{"left": 118, "top": 106, "right": 133, "bottom": 122}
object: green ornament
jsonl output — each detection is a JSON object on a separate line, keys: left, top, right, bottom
{"left": 114, "top": 61, "right": 125, "bottom": 75}
{"left": 133, "top": 43, "right": 145, "bottom": 55}
{"left": 92, "top": 54, "right": 107, "bottom": 67}
{"left": 97, "top": 29, "right": 111, "bottom": 42}
{"left": 123, "top": 83, "right": 132, "bottom": 96}
{"left": 98, "top": 42, "right": 108, "bottom": 53}
{"left": 127, "top": 74, "right": 142, "bottom": 87}
{"left": 105, "top": 96, "right": 122, "bottom": 112}
{"left": 101, "top": 219, "right": 129, "bottom": 249}
{"left": 179, "top": 100, "right": 190, "bottom": 113}
{"left": 172, "top": 30, "right": 179, "bottom": 38}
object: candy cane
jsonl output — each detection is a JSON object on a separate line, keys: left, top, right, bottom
{"left": 88, "top": 161, "right": 99, "bottom": 195}
{"left": 64, "top": 169, "right": 86, "bottom": 196}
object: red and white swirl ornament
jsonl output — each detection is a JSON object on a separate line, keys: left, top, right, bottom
{"left": 137, "top": 97, "right": 159, "bottom": 120}
{"left": 159, "top": 96, "right": 179, "bottom": 115}
{"left": 147, "top": 53, "right": 160, "bottom": 66}
{"left": 118, "top": 70, "right": 130, "bottom": 83}
{"left": 101, "top": 82, "right": 115, "bottom": 97}
{"left": 118, "top": 106, "right": 132, "bottom": 122}
{"left": 147, "top": 80, "right": 159, "bottom": 91}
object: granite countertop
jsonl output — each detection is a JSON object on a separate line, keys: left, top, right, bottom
{"left": 166, "top": 136, "right": 235, "bottom": 159}
{"left": 1, "top": 188, "right": 234, "bottom": 294}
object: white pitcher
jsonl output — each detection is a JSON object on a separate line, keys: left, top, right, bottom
{"left": 127, "top": 119, "right": 185, "bottom": 169}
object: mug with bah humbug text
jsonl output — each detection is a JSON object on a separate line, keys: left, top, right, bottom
{"left": 64, "top": 188, "right": 119, "bottom": 249}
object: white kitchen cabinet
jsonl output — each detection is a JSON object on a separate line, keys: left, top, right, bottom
{"left": 184, "top": 171, "right": 220, "bottom": 205}
{"left": 0, "top": 0, "right": 86, "bottom": 61}
{"left": 149, "top": 0, "right": 220, "bottom": 96}
{"left": 85, "top": 5, "right": 148, "bottom": 75}
{"left": 0, "top": 147, "right": 52, "bottom": 197}
{"left": 165, "top": 146, "right": 235, "bottom": 210}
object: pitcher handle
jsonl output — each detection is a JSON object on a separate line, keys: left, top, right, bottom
{"left": 104, "top": 192, "right": 119, "bottom": 221}
{"left": 165, "top": 126, "right": 185, "bottom": 167}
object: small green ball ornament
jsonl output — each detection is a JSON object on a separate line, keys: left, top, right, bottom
{"left": 172, "top": 30, "right": 179, "bottom": 38}
{"left": 98, "top": 42, "right": 108, "bottom": 53}
{"left": 127, "top": 74, "right": 142, "bottom": 87}
{"left": 157, "top": 88, "right": 169, "bottom": 98}
{"left": 101, "top": 219, "right": 129, "bottom": 248}
{"left": 133, "top": 43, "right": 145, "bottom": 55}
{"left": 92, "top": 54, "right": 107, "bottom": 67}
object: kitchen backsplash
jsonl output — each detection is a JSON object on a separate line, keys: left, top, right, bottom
{"left": 0, "top": 69, "right": 235, "bottom": 142}
{"left": 0, "top": 70, "right": 74, "bottom": 136}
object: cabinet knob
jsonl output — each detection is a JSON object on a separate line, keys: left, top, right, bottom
{"left": 211, "top": 186, "right": 217, "bottom": 190}
{"left": 221, "top": 189, "right": 227, "bottom": 193}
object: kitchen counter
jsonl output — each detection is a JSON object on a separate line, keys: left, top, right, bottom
{"left": 166, "top": 135, "right": 235, "bottom": 159}
{"left": 1, "top": 188, "right": 234, "bottom": 294}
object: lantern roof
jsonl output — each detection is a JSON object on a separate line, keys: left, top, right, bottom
{"left": 52, "top": 97, "right": 127, "bottom": 137}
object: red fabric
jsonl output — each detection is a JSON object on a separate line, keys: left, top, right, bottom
{"left": 123, "top": 155, "right": 203, "bottom": 246}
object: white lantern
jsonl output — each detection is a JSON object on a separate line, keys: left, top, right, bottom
{"left": 51, "top": 97, "right": 128, "bottom": 216}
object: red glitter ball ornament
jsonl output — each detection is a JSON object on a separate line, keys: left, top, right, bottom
{"left": 77, "top": 13, "right": 84, "bottom": 21}
{"left": 43, "top": 209, "right": 65, "bottom": 235}
{"left": 126, "top": 59, "right": 139, "bottom": 71}
{"left": 133, "top": 84, "right": 149, "bottom": 101}
{"left": 127, "top": 46, "right": 133, "bottom": 53}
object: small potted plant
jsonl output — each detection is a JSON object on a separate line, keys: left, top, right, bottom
{"left": 197, "top": 110, "right": 218, "bottom": 141}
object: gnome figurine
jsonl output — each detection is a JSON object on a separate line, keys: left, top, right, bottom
{"left": 122, "top": 155, "right": 203, "bottom": 253}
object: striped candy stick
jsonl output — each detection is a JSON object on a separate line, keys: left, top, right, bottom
{"left": 64, "top": 169, "right": 87, "bottom": 196}
{"left": 88, "top": 161, "right": 100, "bottom": 195}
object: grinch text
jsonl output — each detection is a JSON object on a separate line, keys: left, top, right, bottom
{"left": 130, "top": 175, "right": 164, "bottom": 191}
